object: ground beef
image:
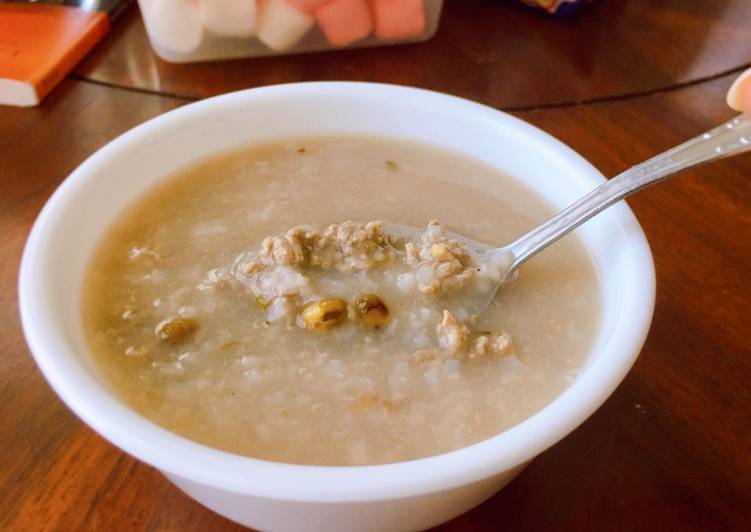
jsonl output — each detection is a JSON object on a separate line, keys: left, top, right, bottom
{"left": 237, "top": 220, "right": 478, "bottom": 315}
{"left": 420, "top": 310, "right": 512, "bottom": 361}
{"left": 405, "top": 220, "right": 477, "bottom": 295}
{"left": 234, "top": 221, "right": 395, "bottom": 321}
{"left": 245, "top": 221, "right": 392, "bottom": 273}
{"left": 436, "top": 309, "right": 470, "bottom": 354}
{"left": 233, "top": 221, "right": 511, "bottom": 360}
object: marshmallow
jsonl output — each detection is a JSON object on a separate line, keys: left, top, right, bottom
{"left": 199, "top": 0, "right": 257, "bottom": 38}
{"left": 315, "top": 0, "right": 372, "bottom": 47}
{"left": 144, "top": 0, "right": 204, "bottom": 54}
{"left": 726, "top": 68, "right": 751, "bottom": 112}
{"left": 257, "top": 0, "right": 314, "bottom": 51}
{"left": 287, "top": 0, "right": 330, "bottom": 13}
{"left": 371, "top": 0, "right": 426, "bottom": 40}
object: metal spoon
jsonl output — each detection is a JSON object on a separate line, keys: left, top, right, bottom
{"left": 397, "top": 113, "right": 751, "bottom": 315}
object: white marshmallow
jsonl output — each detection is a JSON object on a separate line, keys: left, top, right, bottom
{"left": 144, "top": 0, "right": 203, "bottom": 54}
{"left": 257, "top": 0, "right": 314, "bottom": 51}
{"left": 199, "top": 0, "right": 257, "bottom": 38}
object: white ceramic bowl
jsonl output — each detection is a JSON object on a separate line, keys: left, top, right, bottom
{"left": 19, "top": 82, "right": 655, "bottom": 532}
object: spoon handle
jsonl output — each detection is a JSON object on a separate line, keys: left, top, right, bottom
{"left": 505, "top": 113, "right": 751, "bottom": 271}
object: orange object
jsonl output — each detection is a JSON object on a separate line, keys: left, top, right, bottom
{"left": 371, "top": 0, "right": 425, "bottom": 40}
{"left": 0, "top": 4, "right": 110, "bottom": 107}
{"left": 315, "top": 0, "right": 372, "bottom": 46}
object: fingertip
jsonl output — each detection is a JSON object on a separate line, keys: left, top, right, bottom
{"left": 726, "top": 67, "right": 751, "bottom": 112}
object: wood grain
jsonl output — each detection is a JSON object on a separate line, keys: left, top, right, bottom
{"left": 74, "top": 0, "right": 751, "bottom": 108}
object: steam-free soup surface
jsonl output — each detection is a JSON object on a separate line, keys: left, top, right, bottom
{"left": 83, "top": 137, "right": 599, "bottom": 465}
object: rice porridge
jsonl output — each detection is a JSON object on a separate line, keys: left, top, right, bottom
{"left": 83, "top": 137, "right": 600, "bottom": 466}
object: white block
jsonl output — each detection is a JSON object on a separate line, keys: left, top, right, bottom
{"left": 145, "top": 0, "right": 204, "bottom": 54}
{"left": 257, "top": 0, "right": 314, "bottom": 52}
{"left": 199, "top": 0, "right": 257, "bottom": 38}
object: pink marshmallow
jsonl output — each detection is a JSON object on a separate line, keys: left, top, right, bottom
{"left": 287, "top": 0, "right": 330, "bottom": 13}
{"left": 371, "top": 0, "right": 425, "bottom": 40}
{"left": 315, "top": 0, "right": 373, "bottom": 46}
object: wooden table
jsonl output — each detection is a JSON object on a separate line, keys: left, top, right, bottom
{"left": 2, "top": 1, "right": 750, "bottom": 530}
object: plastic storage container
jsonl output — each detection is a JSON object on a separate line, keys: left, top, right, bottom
{"left": 138, "top": 0, "right": 445, "bottom": 63}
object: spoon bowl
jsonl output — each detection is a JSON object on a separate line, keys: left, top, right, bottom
{"left": 394, "top": 113, "right": 751, "bottom": 317}
{"left": 382, "top": 222, "right": 512, "bottom": 316}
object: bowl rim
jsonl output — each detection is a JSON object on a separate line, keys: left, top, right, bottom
{"left": 19, "top": 81, "right": 655, "bottom": 503}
